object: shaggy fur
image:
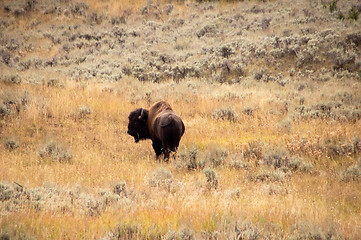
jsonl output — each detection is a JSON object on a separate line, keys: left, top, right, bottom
{"left": 127, "top": 101, "right": 185, "bottom": 161}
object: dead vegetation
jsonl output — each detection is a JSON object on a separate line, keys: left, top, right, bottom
{"left": 1, "top": 0, "right": 361, "bottom": 239}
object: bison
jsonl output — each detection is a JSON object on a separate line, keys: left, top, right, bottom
{"left": 127, "top": 101, "right": 185, "bottom": 161}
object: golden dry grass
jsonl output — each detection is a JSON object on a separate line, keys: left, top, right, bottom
{"left": 1, "top": 77, "right": 361, "bottom": 239}
{"left": 1, "top": 0, "right": 361, "bottom": 237}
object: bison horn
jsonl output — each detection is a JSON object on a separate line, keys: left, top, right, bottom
{"left": 138, "top": 109, "right": 144, "bottom": 120}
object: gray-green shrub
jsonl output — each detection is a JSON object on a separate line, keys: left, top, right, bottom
{"left": 204, "top": 168, "right": 218, "bottom": 190}
{"left": 39, "top": 138, "right": 73, "bottom": 162}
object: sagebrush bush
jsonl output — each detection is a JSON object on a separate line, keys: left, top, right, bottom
{"left": 341, "top": 159, "right": 361, "bottom": 182}
{"left": 178, "top": 226, "right": 194, "bottom": 240}
{"left": 0, "top": 182, "right": 16, "bottom": 201}
{"left": 212, "top": 106, "right": 238, "bottom": 122}
{"left": 228, "top": 157, "right": 249, "bottom": 170}
{"left": 0, "top": 103, "right": 10, "bottom": 117}
{"left": 0, "top": 91, "right": 20, "bottom": 116}
{"left": 288, "top": 221, "right": 343, "bottom": 240}
{"left": 353, "top": 136, "right": 361, "bottom": 154}
{"left": 163, "top": 230, "right": 176, "bottom": 240}
{"left": 288, "top": 157, "right": 314, "bottom": 173}
{"left": 77, "top": 105, "right": 92, "bottom": 119}
{"left": 277, "top": 117, "right": 293, "bottom": 133}
{"left": 262, "top": 146, "right": 290, "bottom": 169}
{"left": 104, "top": 222, "right": 140, "bottom": 240}
{"left": 38, "top": 138, "right": 73, "bottom": 162}
{"left": 235, "top": 220, "right": 263, "bottom": 240}
{"left": 148, "top": 167, "right": 174, "bottom": 191}
{"left": 87, "top": 198, "right": 104, "bottom": 217}
{"left": 0, "top": 223, "right": 35, "bottom": 240}
{"left": 249, "top": 168, "right": 286, "bottom": 183}
{"left": 179, "top": 146, "right": 205, "bottom": 170}
{"left": 204, "top": 168, "right": 218, "bottom": 190}
{"left": 0, "top": 74, "right": 21, "bottom": 84}
{"left": 263, "top": 183, "right": 288, "bottom": 195}
{"left": 206, "top": 145, "right": 228, "bottom": 167}
{"left": 102, "top": 191, "right": 119, "bottom": 206}
{"left": 324, "top": 138, "right": 354, "bottom": 157}
{"left": 45, "top": 78, "right": 63, "bottom": 87}
{"left": 3, "top": 138, "right": 19, "bottom": 151}
{"left": 243, "top": 140, "right": 264, "bottom": 160}
{"left": 242, "top": 106, "right": 254, "bottom": 116}
{"left": 227, "top": 187, "right": 241, "bottom": 199}
{"left": 113, "top": 181, "right": 127, "bottom": 196}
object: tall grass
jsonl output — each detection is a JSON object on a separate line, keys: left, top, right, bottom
{"left": 1, "top": 77, "right": 360, "bottom": 239}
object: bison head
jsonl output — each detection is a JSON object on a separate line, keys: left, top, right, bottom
{"left": 127, "top": 108, "right": 150, "bottom": 143}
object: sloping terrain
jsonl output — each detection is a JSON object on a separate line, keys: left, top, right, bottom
{"left": 1, "top": 0, "right": 361, "bottom": 239}
{"left": 1, "top": 0, "right": 361, "bottom": 83}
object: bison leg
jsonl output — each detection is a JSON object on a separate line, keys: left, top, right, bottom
{"left": 152, "top": 139, "right": 163, "bottom": 159}
{"left": 162, "top": 141, "right": 171, "bottom": 162}
{"left": 163, "top": 149, "right": 170, "bottom": 162}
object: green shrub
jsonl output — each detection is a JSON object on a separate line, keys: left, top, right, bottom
{"left": 347, "top": 7, "right": 360, "bottom": 20}
{"left": 337, "top": 11, "right": 345, "bottom": 20}
{"left": 329, "top": 1, "right": 337, "bottom": 13}
{"left": 353, "top": 136, "right": 361, "bottom": 154}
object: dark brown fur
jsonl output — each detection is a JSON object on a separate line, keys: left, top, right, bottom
{"left": 127, "top": 101, "right": 185, "bottom": 161}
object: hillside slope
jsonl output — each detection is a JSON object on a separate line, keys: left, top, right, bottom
{"left": 1, "top": 0, "right": 360, "bottom": 84}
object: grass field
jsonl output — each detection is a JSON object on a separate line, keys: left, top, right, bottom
{"left": 1, "top": 0, "right": 361, "bottom": 239}
{"left": 1, "top": 78, "right": 361, "bottom": 239}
